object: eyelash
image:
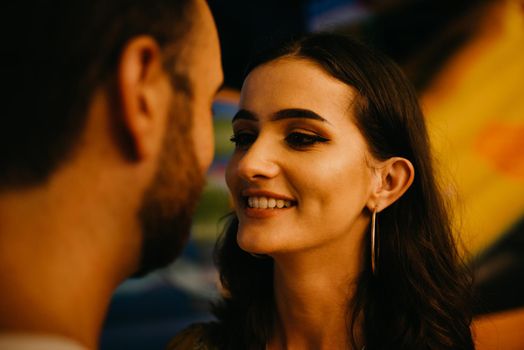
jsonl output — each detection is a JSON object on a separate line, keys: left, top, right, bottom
{"left": 286, "top": 132, "right": 329, "bottom": 148}
{"left": 230, "top": 132, "right": 329, "bottom": 150}
{"left": 229, "top": 133, "right": 256, "bottom": 149}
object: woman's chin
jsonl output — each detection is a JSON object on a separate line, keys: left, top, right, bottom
{"left": 237, "top": 230, "right": 276, "bottom": 255}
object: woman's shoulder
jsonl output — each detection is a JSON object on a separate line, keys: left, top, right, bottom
{"left": 167, "top": 322, "right": 221, "bottom": 350}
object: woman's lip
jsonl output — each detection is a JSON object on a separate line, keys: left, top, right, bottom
{"left": 243, "top": 206, "right": 293, "bottom": 219}
{"left": 241, "top": 189, "right": 295, "bottom": 201}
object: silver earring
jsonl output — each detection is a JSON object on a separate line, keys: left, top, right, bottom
{"left": 371, "top": 208, "right": 378, "bottom": 275}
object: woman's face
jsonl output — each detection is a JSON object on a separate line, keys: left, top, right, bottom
{"left": 226, "top": 58, "right": 377, "bottom": 256}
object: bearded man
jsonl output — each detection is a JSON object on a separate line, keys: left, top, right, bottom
{"left": 0, "top": 0, "right": 222, "bottom": 348}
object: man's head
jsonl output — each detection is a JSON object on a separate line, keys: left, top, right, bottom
{"left": 2, "top": 0, "right": 222, "bottom": 274}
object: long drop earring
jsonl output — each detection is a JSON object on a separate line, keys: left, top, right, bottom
{"left": 371, "top": 208, "right": 378, "bottom": 275}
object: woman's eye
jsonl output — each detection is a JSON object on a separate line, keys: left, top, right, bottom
{"left": 230, "top": 132, "right": 256, "bottom": 149}
{"left": 285, "top": 132, "right": 329, "bottom": 148}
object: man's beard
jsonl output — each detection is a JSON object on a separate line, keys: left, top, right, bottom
{"left": 134, "top": 100, "right": 205, "bottom": 276}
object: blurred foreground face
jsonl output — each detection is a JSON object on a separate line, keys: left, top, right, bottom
{"left": 137, "top": 0, "right": 222, "bottom": 274}
{"left": 226, "top": 58, "right": 376, "bottom": 256}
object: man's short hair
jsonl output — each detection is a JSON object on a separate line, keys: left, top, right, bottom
{"left": 1, "top": 0, "right": 195, "bottom": 189}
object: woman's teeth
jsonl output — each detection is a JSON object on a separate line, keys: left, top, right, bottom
{"left": 247, "top": 196, "right": 293, "bottom": 209}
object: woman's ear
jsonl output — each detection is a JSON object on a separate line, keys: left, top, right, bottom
{"left": 367, "top": 157, "right": 415, "bottom": 212}
{"left": 116, "top": 35, "right": 172, "bottom": 161}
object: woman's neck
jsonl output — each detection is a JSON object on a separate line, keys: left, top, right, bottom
{"left": 269, "top": 241, "right": 365, "bottom": 350}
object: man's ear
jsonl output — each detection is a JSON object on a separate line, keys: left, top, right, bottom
{"left": 117, "top": 35, "right": 171, "bottom": 161}
{"left": 367, "top": 157, "right": 415, "bottom": 212}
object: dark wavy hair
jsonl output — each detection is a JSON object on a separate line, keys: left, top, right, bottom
{"left": 212, "top": 33, "right": 474, "bottom": 350}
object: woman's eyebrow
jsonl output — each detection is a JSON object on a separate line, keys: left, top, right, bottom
{"left": 232, "top": 109, "right": 257, "bottom": 123}
{"left": 272, "top": 108, "right": 330, "bottom": 124}
{"left": 232, "top": 108, "right": 331, "bottom": 125}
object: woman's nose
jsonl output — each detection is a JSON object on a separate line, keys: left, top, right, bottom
{"left": 236, "top": 138, "right": 279, "bottom": 182}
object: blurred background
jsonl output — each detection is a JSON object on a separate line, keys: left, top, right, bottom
{"left": 100, "top": 0, "right": 524, "bottom": 349}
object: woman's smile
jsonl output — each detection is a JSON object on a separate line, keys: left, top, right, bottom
{"left": 239, "top": 189, "right": 297, "bottom": 218}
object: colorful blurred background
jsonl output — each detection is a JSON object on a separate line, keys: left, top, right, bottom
{"left": 100, "top": 0, "right": 524, "bottom": 349}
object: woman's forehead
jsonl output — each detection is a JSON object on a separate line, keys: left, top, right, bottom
{"left": 240, "top": 58, "right": 357, "bottom": 122}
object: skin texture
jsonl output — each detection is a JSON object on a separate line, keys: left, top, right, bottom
{"left": 226, "top": 58, "right": 413, "bottom": 349}
{"left": 0, "top": 0, "right": 222, "bottom": 348}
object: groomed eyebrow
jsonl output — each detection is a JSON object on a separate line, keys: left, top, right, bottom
{"left": 232, "top": 109, "right": 257, "bottom": 122}
{"left": 232, "top": 108, "right": 330, "bottom": 124}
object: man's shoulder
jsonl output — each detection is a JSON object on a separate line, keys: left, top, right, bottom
{"left": 167, "top": 322, "right": 221, "bottom": 350}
